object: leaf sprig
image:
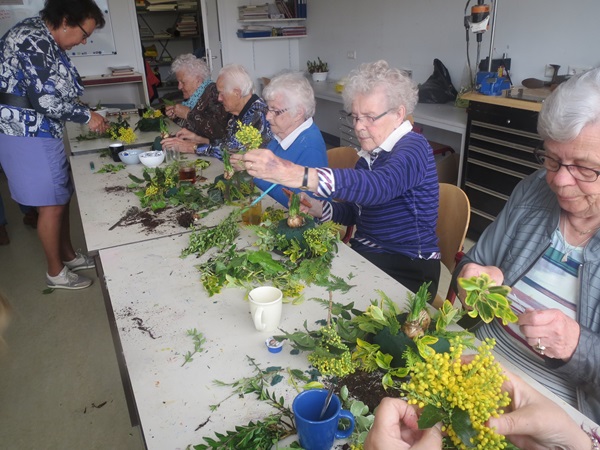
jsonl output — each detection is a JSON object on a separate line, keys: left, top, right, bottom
{"left": 458, "top": 274, "right": 517, "bottom": 324}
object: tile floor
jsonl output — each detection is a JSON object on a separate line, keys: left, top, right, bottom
{"left": 0, "top": 170, "right": 473, "bottom": 449}
{"left": 0, "top": 173, "right": 144, "bottom": 450}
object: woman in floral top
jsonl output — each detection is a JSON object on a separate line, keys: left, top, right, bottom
{"left": 161, "top": 64, "right": 272, "bottom": 159}
{"left": 0, "top": 0, "right": 108, "bottom": 290}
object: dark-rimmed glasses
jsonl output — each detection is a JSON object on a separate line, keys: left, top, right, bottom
{"left": 76, "top": 23, "right": 90, "bottom": 40}
{"left": 345, "top": 109, "right": 394, "bottom": 126}
{"left": 267, "top": 107, "right": 289, "bottom": 117}
{"left": 534, "top": 145, "right": 600, "bottom": 182}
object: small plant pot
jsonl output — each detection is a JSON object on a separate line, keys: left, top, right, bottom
{"left": 311, "top": 72, "right": 329, "bottom": 82}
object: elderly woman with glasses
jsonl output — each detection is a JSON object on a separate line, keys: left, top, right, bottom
{"left": 162, "top": 54, "right": 228, "bottom": 147}
{"left": 162, "top": 64, "right": 272, "bottom": 158}
{"left": 453, "top": 68, "right": 600, "bottom": 424}
{"left": 239, "top": 60, "right": 441, "bottom": 298}
{"left": 231, "top": 71, "right": 328, "bottom": 206}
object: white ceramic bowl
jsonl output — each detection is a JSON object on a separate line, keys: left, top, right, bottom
{"left": 139, "top": 150, "right": 165, "bottom": 168}
{"left": 118, "top": 149, "right": 144, "bottom": 165}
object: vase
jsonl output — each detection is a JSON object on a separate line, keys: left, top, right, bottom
{"left": 311, "top": 72, "right": 329, "bottom": 82}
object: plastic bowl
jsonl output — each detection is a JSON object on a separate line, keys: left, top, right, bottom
{"left": 118, "top": 149, "right": 144, "bottom": 165}
{"left": 139, "top": 150, "right": 165, "bottom": 168}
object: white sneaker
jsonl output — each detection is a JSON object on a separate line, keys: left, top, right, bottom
{"left": 63, "top": 252, "right": 95, "bottom": 272}
{"left": 46, "top": 266, "right": 93, "bottom": 290}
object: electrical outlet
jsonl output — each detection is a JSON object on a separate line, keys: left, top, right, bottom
{"left": 568, "top": 66, "right": 590, "bottom": 76}
{"left": 346, "top": 50, "right": 356, "bottom": 60}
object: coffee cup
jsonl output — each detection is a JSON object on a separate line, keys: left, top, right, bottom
{"left": 109, "top": 143, "right": 124, "bottom": 162}
{"left": 293, "top": 389, "right": 355, "bottom": 450}
{"left": 248, "top": 286, "right": 282, "bottom": 332}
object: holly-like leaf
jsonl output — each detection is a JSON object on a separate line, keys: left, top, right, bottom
{"left": 450, "top": 407, "right": 478, "bottom": 448}
{"left": 417, "top": 404, "right": 446, "bottom": 429}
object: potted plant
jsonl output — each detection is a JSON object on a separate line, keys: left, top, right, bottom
{"left": 307, "top": 57, "right": 329, "bottom": 82}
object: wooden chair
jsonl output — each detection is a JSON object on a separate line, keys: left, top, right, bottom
{"left": 327, "top": 146, "right": 360, "bottom": 243}
{"left": 433, "top": 183, "right": 471, "bottom": 308}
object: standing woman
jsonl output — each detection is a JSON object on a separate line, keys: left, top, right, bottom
{"left": 163, "top": 54, "right": 228, "bottom": 147}
{"left": 0, "top": 0, "right": 108, "bottom": 289}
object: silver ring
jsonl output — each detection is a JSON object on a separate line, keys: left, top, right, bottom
{"left": 248, "top": 162, "right": 253, "bottom": 170}
{"left": 534, "top": 337, "right": 546, "bottom": 355}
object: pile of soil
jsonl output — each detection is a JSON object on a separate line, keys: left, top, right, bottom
{"left": 339, "top": 370, "right": 403, "bottom": 413}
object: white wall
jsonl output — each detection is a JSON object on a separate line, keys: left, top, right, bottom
{"left": 72, "top": 0, "right": 144, "bottom": 78}
{"left": 299, "top": 0, "right": 600, "bottom": 90}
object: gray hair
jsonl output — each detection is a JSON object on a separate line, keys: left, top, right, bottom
{"left": 218, "top": 64, "right": 254, "bottom": 97}
{"left": 342, "top": 60, "right": 418, "bottom": 115}
{"left": 263, "top": 72, "right": 315, "bottom": 119}
{"left": 538, "top": 67, "right": 600, "bottom": 142}
{"left": 171, "top": 54, "right": 210, "bottom": 82}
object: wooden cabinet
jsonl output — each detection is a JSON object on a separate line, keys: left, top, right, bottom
{"left": 461, "top": 98, "right": 542, "bottom": 238}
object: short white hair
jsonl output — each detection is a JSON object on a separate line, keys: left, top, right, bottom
{"left": 263, "top": 71, "right": 315, "bottom": 119}
{"left": 171, "top": 54, "right": 210, "bottom": 82}
{"left": 218, "top": 64, "right": 254, "bottom": 96}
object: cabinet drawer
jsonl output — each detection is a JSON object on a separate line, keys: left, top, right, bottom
{"left": 467, "top": 145, "right": 539, "bottom": 178}
{"left": 464, "top": 182, "right": 508, "bottom": 218}
{"left": 468, "top": 101, "right": 540, "bottom": 134}
{"left": 465, "top": 158, "right": 525, "bottom": 197}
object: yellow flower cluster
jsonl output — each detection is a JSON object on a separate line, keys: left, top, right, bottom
{"left": 402, "top": 339, "right": 511, "bottom": 449}
{"left": 235, "top": 121, "right": 263, "bottom": 151}
{"left": 145, "top": 185, "right": 158, "bottom": 197}
{"left": 142, "top": 108, "right": 163, "bottom": 119}
{"left": 308, "top": 325, "right": 357, "bottom": 378}
{"left": 109, "top": 126, "right": 137, "bottom": 145}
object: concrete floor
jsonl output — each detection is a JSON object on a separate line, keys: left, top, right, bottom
{"left": 0, "top": 168, "right": 472, "bottom": 449}
{"left": 0, "top": 172, "right": 144, "bottom": 450}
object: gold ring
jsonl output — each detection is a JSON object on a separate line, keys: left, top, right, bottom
{"left": 249, "top": 162, "right": 253, "bottom": 170}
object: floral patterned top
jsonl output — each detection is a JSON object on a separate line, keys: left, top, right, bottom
{"left": 0, "top": 16, "right": 90, "bottom": 138}
{"left": 197, "top": 94, "right": 272, "bottom": 160}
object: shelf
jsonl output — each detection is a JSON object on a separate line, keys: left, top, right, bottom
{"left": 238, "top": 18, "right": 306, "bottom": 23}
{"left": 146, "top": 59, "right": 174, "bottom": 67}
{"left": 141, "top": 35, "right": 201, "bottom": 42}
{"left": 137, "top": 8, "right": 198, "bottom": 15}
{"left": 238, "top": 35, "right": 307, "bottom": 41}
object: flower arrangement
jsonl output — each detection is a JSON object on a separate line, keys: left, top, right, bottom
{"left": 136, "top": 107, "right": 165, "bottom": 133}
{"left": 235, "top": 121, "right": 264, "bottom": 151}
{"left": 307, "top": 57, "right": 329, "bottom": 74}
{"left": 403, "top": 338, "right": 514, "bottom": 450}
{"left": 107, "top": 113, "right": 137, "bottom": 144}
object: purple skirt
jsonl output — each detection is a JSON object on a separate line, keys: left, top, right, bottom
{"left": 0, "top": 134, "right": 73, "bottom": 206}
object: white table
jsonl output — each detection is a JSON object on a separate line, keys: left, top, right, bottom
{"left": 65, "top": 115, "right": 181, "bottom": 155}
{"left": 98, "top": 230, "right": 414, "bottom": 450}
{"left": 97, "top": 229, "right": 598, "bottom": 450}
{"left": 69, "top": 152, "right": 225, "bottom": 254}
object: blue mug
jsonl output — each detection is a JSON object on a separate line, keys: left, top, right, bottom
{"left": 292, "top": 389, "right": 355, "bottom": 450}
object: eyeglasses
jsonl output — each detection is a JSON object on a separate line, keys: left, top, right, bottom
{"left": 76, "top": 23, "right": 90, "bottom": 40}
{"left": 345, "top": 109, "right": 394, "bottom": 126}
{"left": 534, "top": 145, "right": 600, "bottom": 182}
{"left": 267, "top": 107, "right": 289, "bottom": 117}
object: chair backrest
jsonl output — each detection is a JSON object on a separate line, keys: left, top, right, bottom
{"left": 436, "top": 183, "right": 470, "bottom": 273}
{"left": 327, "top": 146, "right": 360, "bottom": 169}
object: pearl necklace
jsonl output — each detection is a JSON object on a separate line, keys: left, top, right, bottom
{"left": 560, "top": 214, "right": 596, "bottom": 262}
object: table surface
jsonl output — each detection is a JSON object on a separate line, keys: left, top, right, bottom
{"left": 65, "top": 115, "right": 181, "bottom": 155}
{"left": 69, "top": 152, "right": 224, "bottom": 254}
{"left": 98, "top": 229, "right": 598, "bottom": 450}
{"left": 98, "top": 230, "right": 416, "bottom": 450}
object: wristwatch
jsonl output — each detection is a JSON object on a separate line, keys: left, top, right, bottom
{"left": 300, "top": 166, "right": 309, "bottom": 191}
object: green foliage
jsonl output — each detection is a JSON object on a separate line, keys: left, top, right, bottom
{"left": 458, "top": 274, "right": 517, "bottom": 325}
{"left": 307, "top": 57, "right": 328, "bottom": 73}
{"left": 96, "top": 163, "right": 125, "bottom": 173}
{"left": 181, "top": 328, "right": 206, "bottom": 366}
{"left": 181, "top": 210, "right": 241, "bottom": 258}
{"left": 307, "top": 325, "right": 358, "bottom": 378}
{"left": 339, "top": 385, "right": 375, "bottom": 448}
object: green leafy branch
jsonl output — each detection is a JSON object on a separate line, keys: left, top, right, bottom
{"left": 181, "top": 328, "right": 206, "bottom": 366}
{"left": 458, "top": 274, "right": 517, "bottom": 324}
{"left": 96, "top": 163, "right": 125, "bottom": 173}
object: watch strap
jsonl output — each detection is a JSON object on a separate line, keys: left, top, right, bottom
{"left": 300, "top": 166, "right": 309, "bottom": 190}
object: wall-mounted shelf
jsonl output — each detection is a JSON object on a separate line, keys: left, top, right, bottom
{"left": 238, "top": 18, "right": 306, "bottom": 23}
{"left": 238, "top": 35, "right": 307, "bottom": 41}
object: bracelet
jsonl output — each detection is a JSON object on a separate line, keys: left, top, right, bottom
{"left": 586, "top": 430, "right": 600, "bottom": 450}
{"left": 300, "top": 166, "right": 309, "bottom": 191}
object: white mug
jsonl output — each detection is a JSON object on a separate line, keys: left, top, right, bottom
{"left": 248, "top": 286, "right": 282, "bottom": 332}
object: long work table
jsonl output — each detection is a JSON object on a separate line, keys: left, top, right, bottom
{"left": 67, "top": 129, "right": 599, "bottom": 449}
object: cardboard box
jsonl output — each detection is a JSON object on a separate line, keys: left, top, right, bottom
{"left": 435, "top": 152, "right": 459, "bottom": 185}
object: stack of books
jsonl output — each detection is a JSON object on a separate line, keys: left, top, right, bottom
{"left": 176, "top": 14, "right": 198, "bottom": 36}
{"left": 109, "top": 66, "right": 135, "bottom": 76}
{"left": 146, "top": 0, "right": 177, "bottom": 11}
{"left": 281, "top": 25, "right": 306, "bottom": 36}
{"left": 177, "top": 0, "right": 197, "bottom": 10}
{"left": 238, "top": 4, "right": 269, "bottom": 20}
